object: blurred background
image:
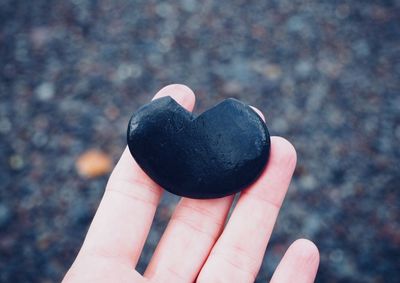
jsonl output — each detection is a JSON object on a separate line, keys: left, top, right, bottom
{"left": 1, "top": 0, "right": 399, "bottom": 282}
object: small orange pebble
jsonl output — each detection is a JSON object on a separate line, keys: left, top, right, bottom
{"left": 76, "top": 149, "right": 113, "bottom": 178}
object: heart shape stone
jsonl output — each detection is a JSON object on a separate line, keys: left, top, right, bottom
{"left": 127, "top": 96, "right": 271, "bottom": 199}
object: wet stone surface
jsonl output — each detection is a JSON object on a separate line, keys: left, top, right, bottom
{"left": 127, "top": 97, "right": 270, "bottom": 198}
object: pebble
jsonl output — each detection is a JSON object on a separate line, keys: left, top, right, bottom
{"left": 127, "top": 97, "right": 270, "bottom": 198}
{"left": 76, "top": 150, "right": 112, "bottom": 178}
{"left": 9, "top": 155, "right": 24, "bottom": 170}
{"left": 0, "top": 204, "right": 11, "bottom": 228}
{"left": 0, "top": 118, "right": 11, "bottom": 134}
{"left": 35, "top": 82, "right": 54, "bottom": 101}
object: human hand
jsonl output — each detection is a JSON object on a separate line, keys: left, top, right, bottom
{"left": 63, "top": 84, "right": 319, "bottom": 283}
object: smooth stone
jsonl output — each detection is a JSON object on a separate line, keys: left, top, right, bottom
{"left": 127, "top": 96, "right": 271, "bottom": 199}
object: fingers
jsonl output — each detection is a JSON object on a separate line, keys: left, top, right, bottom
{"left": 76, "top": 84, "right": 196, "bottom": 267}
{"left": 270, "top": 239, "right": 320, "bottom": 283}
{"left": 143, "top": 103, "right": 267, "bottom": 282}
{"left": 144, "top": 197, "right": 234, "bottom": 282}
{"left": 197, "top": 137, "right": 297, "bottom": 283}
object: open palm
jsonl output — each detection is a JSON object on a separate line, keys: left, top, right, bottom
{"left": 63, "top": 84, "right": 319, "bottom": 283}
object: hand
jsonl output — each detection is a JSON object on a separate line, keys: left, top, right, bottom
{"left": 63, "top": 84, "right": 319, "bottom": 283}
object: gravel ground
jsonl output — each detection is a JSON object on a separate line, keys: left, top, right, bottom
{"left": 1, "top": 0, "right": 399, "bottom": 282}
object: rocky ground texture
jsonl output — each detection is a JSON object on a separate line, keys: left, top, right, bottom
{"left": 1, "top": 0, "right": 399, "bottom": 282}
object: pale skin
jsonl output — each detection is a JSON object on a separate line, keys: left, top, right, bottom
{"left": 63, "top": 84, "right": 320, "bottom": 283}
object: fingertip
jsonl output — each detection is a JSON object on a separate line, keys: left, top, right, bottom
{"left": 153, "top": 84, "right": 196, "bottom": 111}
{"left": 270, "top": 239, "right": 320, "bottom": 283}
{"left": 250, "top": 106, "right": 265, "bottom": 122}
{"left": 270, "top": 136, "right": 297, "bottom": 170}
{"left": 289, "top": 239, "right": 320, "bottom": 265}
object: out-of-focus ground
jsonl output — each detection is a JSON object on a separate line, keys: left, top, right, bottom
{"left": 1, "top": 1, "right": 399, "bottom": 282}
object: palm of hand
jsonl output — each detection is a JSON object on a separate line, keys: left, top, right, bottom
{"left": 63, "top": 85, "right": 319, "bottom": 283}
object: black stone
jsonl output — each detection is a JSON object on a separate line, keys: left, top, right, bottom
{"left": 127, "top": 96, "right": 271, "bottom": 199}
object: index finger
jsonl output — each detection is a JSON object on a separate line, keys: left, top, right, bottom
{"left": 75, "top": 84, "right": 196, "bottom": 267}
